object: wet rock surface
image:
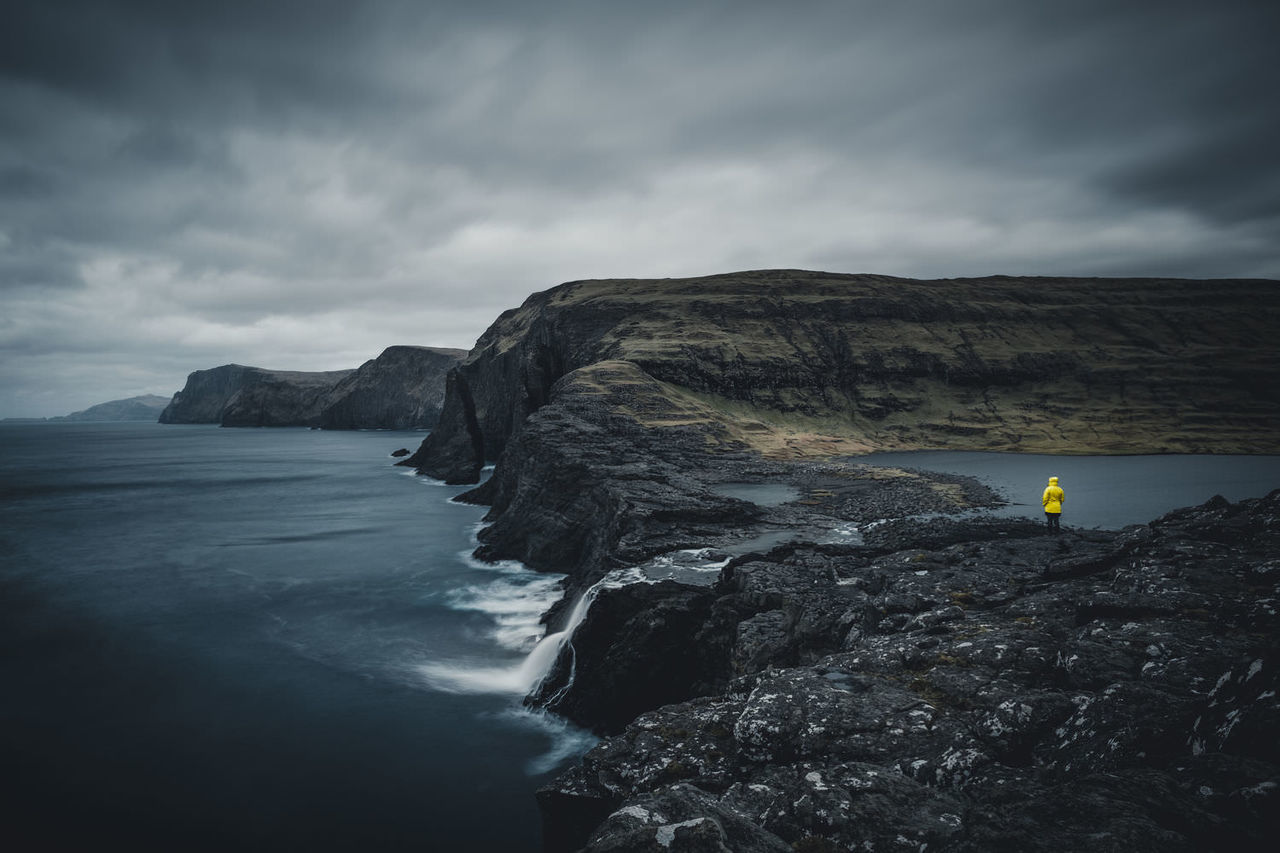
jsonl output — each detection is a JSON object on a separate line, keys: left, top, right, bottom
{"left": 537, "top": 491, "right": 1280, "bottom": 852}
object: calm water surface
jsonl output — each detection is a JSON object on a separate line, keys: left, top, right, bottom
{"left": 0, "top": 422, "right": 590, "bottom": 852}
{"left": 859, "top": 450, "right": 1280, "bottom": 529}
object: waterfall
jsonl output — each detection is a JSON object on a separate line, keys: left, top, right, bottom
{"left": 418, "top": 568, "right": 641, "bottom": 697}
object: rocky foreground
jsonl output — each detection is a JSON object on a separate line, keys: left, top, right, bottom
{"left": 536, "top": 492, "right": 1279, "bottom": 852}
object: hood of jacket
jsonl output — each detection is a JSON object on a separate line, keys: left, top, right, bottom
{"left": 1048, "top": 477, "right": 1059, "bottom": 486}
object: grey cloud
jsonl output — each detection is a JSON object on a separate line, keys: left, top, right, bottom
{"left": 1, "top": 0, "right": 1278, "bottom": 416}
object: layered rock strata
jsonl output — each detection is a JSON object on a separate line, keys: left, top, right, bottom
{"left": 408, "top": 271, "right": 1280, "bottom": 483}
{"left": 454, "top": 360, "right": 993, "bottom": 587}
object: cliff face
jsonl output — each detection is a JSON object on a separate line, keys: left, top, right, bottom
{"left": 401, "top": 271, "right": 1280, "bottom": 850}
{"left": 317, "top": 346, "right": 465, "bottom": 430}
{"left": 538, "top": 492, "right": 1280, "bottom": 853}
{"left": 159, "top": 365, "right": 354, "bottom": 426}
{"left": 408, "top": 270, "right": 1280, "bottom": 483}
{"left": 405, "top": 270, "right": 1280, "bottom": 850}
{"left": 159, "top": 347, "right": 464, "bottom": 428}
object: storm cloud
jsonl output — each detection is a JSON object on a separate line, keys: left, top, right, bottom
{"left": 2, "top": 0, "right": 1277, "bottom": 416}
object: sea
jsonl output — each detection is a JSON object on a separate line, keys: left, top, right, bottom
{"left": 3, "top": 423, "right": 1279, "bottom": 851}
{"left": 0, "top": 422, "right": 593, "bottom": 852}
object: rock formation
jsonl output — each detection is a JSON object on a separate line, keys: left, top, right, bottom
{"left": 407, "top": 270, "right": 1280, "bottom": 484}
{"left": 403, "top": 270, "right": 1280, "bottom": 851}
{"left": 158, "top": 364, "right": 354, "bottom": 426}
{"left": 317, "top": 345, "right": 466, "bottom": 429}
{"left": 159, "top": 346, "right": 464, "bottom": 428}
{"left": 537, "top": 492, "right": 1280, "bottom": 852}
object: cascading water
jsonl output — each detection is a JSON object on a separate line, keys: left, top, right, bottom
{"left": 418, "top": 568, "right": 634, "bottom": 696}
{"left": 417, "top": 541, "right": 736, "bottom": 723}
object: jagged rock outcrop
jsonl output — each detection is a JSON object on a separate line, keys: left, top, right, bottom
{"left": 538, "top": 492, "right": 1280, "bottom": 852}
{"left": 159, "top": 347, "right": 464, "bottom": 428}
{"left": 408, "top": 271, "right": 1280, "bottom": 483}
{"left": 317, "top": 346, "right": 465, "bottom": 429}
{"left": 159, "top": 364, "right": 354, "bottom": 426}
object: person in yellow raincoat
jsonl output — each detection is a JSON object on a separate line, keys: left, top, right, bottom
{"left": 1042, "top": 476, "right": 1065, "bottom": 532}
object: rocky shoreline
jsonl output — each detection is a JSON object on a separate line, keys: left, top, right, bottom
{"left": 435, "top": 373, "right": 1279, "bottom": 851}
{"left": 534, "top": 492, "right": 1279, "bottom": 852}
{"left": 401, "top": 272, "right": 1280, "bottom": 851}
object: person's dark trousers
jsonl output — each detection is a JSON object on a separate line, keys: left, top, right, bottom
{"left": 1045, "top": 512, "right": 1061, "bottom": 533}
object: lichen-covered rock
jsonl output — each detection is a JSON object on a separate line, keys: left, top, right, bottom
{"left": 539, "top": 490, "right": 1280, "bottom": 852}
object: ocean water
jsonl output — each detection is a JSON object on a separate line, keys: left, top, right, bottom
{"left": 6, "top": 426, "right": 1279, "bottom": 851}
{"left": 0, "top": 422, "right": 593, "bottom": 852}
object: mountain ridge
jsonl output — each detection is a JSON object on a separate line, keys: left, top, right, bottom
{"left": 159, "top": 346, "right": 465, "bottom": 428}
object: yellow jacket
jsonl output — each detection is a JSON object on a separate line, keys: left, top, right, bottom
{"left": 1042, "top": 477, "right": 1064, "bottom": 514}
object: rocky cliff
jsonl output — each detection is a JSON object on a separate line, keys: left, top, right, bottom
{"left": 407, "top": 270, "right": 1280, "bottom": 484}
{"left": 537, "top": 492, "right": 1280, "bottom": 853}
{"left": 317, "top": 346, "right": 466, "bottom": 429}
{"left": 402, "top": 270, "right": 1280, "bottom": 851}
{"left": 159, "top": 346, "right": 464, "bottom": 428}
{"left": 159, "top": 364, "right": 354, "bottom": 426}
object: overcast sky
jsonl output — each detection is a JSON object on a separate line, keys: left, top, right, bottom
{"left": 2, "top": 0, "right": 1277, "bottom": 417}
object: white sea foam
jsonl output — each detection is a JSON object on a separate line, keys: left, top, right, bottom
{"left": 495, "top": 707, "right": 600, "bottom": 776}
{"left": 445, "top": 573, "right": 565, "bottom": 652}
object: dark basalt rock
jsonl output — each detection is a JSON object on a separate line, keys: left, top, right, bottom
{"left": 160, "top": 364, "right": 351, "bottom": 425}
{"left": 538, "top": 491, "right": 1280, "bottom": 852}
{"left": 531, "top": 581, "right": 722, "bottom": 735}
{"left": 318, "top": 345, "right": 465, "bottom": 430}
{"left": 408, "top": 272, "right": 1280, "bottom": 850}
{"left": 160, "top": 346, "right": 463, "bottom": 429}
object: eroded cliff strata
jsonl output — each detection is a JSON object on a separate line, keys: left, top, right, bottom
{"left": 407, "top": 270, "right": 1280, "bottom": 483}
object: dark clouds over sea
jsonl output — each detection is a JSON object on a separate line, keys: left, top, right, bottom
{"left": 2, "top": 0, "right": 1277, "bottom": 416}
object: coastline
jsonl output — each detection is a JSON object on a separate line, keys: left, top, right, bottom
{"left": 397, "top": 271, "right": 1280, "bottom": 851}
